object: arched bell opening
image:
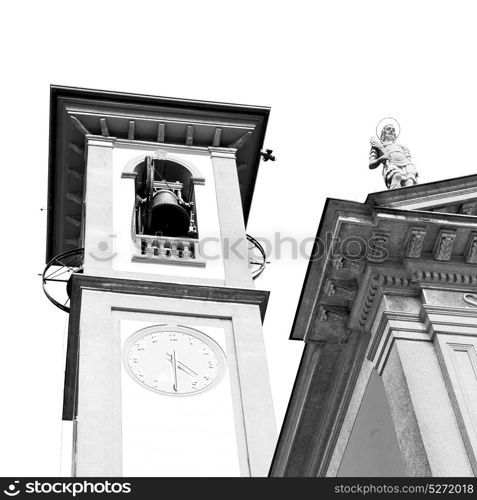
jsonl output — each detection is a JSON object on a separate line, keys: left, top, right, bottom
{"left": 133, "top": 156, "right": 198, "bottom": 239}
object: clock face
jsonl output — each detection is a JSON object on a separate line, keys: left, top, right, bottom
{"left": 123, "top": 325, "right": 226, "bottom": 396}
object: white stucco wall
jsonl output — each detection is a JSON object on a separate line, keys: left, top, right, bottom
{"left": 119, "top": 316, "right": 244, "bottom": 476}
{"left": 74, "top": 290, "right": 276, "bottom": 477}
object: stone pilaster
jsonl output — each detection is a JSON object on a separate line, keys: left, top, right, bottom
{"left": 368, "top": 291, "right": 477, "bottom": 476}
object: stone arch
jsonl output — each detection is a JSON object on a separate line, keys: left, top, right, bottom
{"left": 122, "top": 151, "right": 205, "bottom": 185}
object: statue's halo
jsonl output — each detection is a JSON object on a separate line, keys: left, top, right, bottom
{"left": 376, "top": 117, "right": 401, "bottom": 139}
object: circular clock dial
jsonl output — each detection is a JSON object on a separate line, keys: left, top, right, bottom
{"left": 123, "top": 325, "right": 226, "bottom": 396}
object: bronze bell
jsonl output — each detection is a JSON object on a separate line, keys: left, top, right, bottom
{"left": 150, "top": 189, "right": 190, "bottom": 237}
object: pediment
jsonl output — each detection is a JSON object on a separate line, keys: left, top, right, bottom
{"left": 365, "top": 174, "right": 477, "bottom": 215}
{"left": 425, "top": 200, "right": 477, "bottom": 216}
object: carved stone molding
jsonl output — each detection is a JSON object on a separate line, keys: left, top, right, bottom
{"left": 313, "top": 306, "right": 350, "bottom": 344}
{"left": 358, "top": 275, "right": 380, "bottom": 327}
{"left": 152, "top": 148, "right": 168, "bottom": 160}
{"left": 349, "top": 267, "right": 477, "bottom": 333}
{"left": 406, "top": 228, "right": 426, "bottom": 258}
{"left": 368, "top": 296, "right": 477, "bottom": 372}
{"left": 433, "top": 229, "right": 457, "bottom": 261}
{"left": 368, "top": 309, "right": 430, "bottom": 373}
{"left": 358, "top": 274, "right": 414, "bottom": 328}
{"left": 319, "top": 307, "right": 347, "bottom": 324}
{"left": 465, "top": 233, "right": 477, "bottom": 264}
{"left": 332, "top": 255, "right": 364, "bottom": 272}
{"left": 324, "top": 279, "right": 357, "bottom": 300}
{"left": 412, "top": 270, "right": 477, "bottom": 286}
{"left": 421, "top": 304, "right": 477, "bottom": 339}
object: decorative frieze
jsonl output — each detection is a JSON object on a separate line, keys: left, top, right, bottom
{"left": 333, "top": 255, "right": 363, "bottom": 272}
{"left": 315, "top": 306, "right": 350, "bottom": 343}
{"left": 406, "top": 228, "right": 426, "bottom": 258}
{"left": 324, "top": 279, "right": 357, "bottom": 300}
{"left": 319, "top": 308, "right": 345, "bottom": 323}
{"left": 465, "top": 233, "right": 477, "bottom": 264}
{"left": 152, "top": 148, "right": 168, "bottom": 160}
{"left": 433, "top": 229, "right": 457, "bottom": 261}
{"left": 413, "top": 270, "right": 477, "bottom": 285}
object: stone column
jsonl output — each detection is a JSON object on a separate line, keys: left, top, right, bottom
{"left": 369, "top": 293, "right": 475, "bottom": 477}
{"left": 209, "top": 147, "right": 254, "bottom": 288}
{"left": 83, "top": 136, "right": 115, "bottom": 276}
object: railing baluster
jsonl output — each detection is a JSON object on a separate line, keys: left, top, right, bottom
{"left": 158, "top": 241, "right": 166, "bottom": 256}
{"left": 183, "top": 243, "right": 191, "bottom": 259}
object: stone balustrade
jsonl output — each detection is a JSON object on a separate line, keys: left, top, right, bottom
{"left": 132, "top": 235, "right": 205, "bottom": 267}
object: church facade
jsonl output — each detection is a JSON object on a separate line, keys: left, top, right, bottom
{"left": 271, "top": 175, "right": 477, "bottom": 477}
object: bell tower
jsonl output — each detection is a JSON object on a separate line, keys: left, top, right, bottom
{"left": 43, "top": 86, "right": 276, "bottom": 477}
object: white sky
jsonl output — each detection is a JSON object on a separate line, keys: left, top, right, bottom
{"left": 2, "top": 0, "right": 477, "bottom": 476}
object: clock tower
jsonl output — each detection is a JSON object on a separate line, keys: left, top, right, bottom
{"left": 44, "top": 86, "right": 277, "bottom": 477}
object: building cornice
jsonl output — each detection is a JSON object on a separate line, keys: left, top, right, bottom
{"left": 291, "top": 198, "right": 477, "bottom": 342}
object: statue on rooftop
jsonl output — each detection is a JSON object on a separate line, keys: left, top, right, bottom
{"left": 369, "top": 118, "right": 418, "bottom": 190}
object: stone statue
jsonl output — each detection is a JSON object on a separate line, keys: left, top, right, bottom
{"left": 369, "top": 119, "right": 418, "bottom": 189}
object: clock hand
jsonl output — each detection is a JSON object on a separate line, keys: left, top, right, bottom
{"left": 165, "top": 353, "right": 198, "bottom": 379}
{"left": 172, "top": 350, "right": 178, "bottom": 392}
{"left": 176, "top": 360, "right": 198, "bottom": 379}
